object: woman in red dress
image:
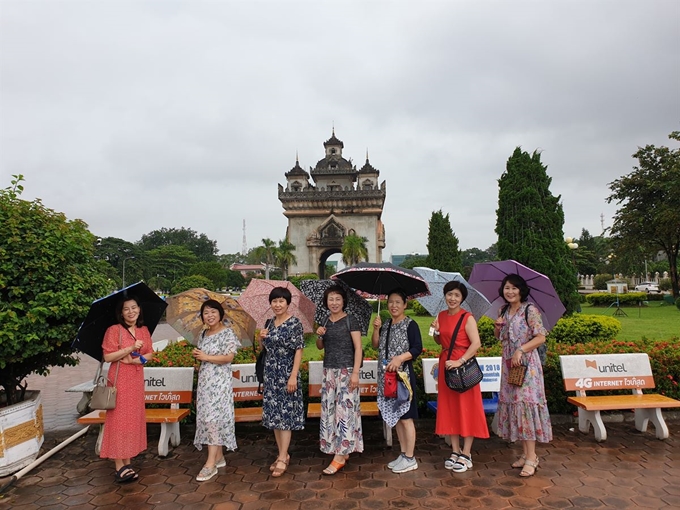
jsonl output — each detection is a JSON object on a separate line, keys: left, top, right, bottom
{"left": 100, "top": 296, "right": 153, "bottom": 483}
{"left": 431, "top": 281, "right": 489, "bottom": 473}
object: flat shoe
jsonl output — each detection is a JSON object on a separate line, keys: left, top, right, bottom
{"left": 270, "top": 454, "right": 289, "bottom": 471}
{"left": 322, "top": 460, "right": 346, "bottom": 476}
{"left": 215, "top": 457, "right": 226, "bottom": 469}
{"left": 520, "top": 457, "right": 539, "bottom": 477}
{"left": 196, "top": 465, "right": 218, "bottom": 482}
{"left": 511, "top": 454, "right": 526, "bottom": 468}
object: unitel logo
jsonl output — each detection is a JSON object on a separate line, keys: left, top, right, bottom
{"left": 584, "top": 359, "right": 628, "bottom": 373}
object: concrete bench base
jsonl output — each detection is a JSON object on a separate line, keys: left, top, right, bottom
{"left": 307, "top": 401, "right": 392, "bottom": 446}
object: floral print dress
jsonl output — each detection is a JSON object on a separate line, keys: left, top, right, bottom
{"left": 496, "top": 302, "right": 553, "bottom": 442}
{"left": 262, "top": 316, "right": 305, "bottom": 431}
{"left": 194, "top": 328, "right": 241, "bottom": 450}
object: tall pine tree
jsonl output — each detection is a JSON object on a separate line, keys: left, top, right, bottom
{"left": 496, "top": 148, "right": 579, "bottom": 314}
{"left": 426, "top": 210, "right": 462, "bottom": 272}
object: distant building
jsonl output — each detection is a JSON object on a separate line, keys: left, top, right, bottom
{"left": 230, "top": 263, "right": 267, "bottom": 277}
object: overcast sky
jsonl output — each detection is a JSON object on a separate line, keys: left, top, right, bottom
{"left": 1, "top": 1, "right": 678, "bottom": 260}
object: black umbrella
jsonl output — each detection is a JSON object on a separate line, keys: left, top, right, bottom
{"left": 299, "top": 279, "right": 373, "bottom": 335}
{"left": 72, "top": 281, "right": 167, "bottom": 361}
{"left": 331, "top": 262, "right": 430, "bottom": 300}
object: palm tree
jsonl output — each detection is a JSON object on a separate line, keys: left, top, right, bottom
{"left": 276, "top": 238, "right": 297, "bottom": 279}
{"left": 341, "top": 234, "right": 369, "bottom": 266}
{"left": 254, "top": 238, "right": 277, "bottom": 279}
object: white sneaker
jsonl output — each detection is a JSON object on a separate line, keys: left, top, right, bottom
{"left": 215, "top": 458, "right": 226, "bottom": 469}
{"left": 451, "top": 454, "right": 472, "bottom": 473}
{"left": 392, "top": 456, "right": 418, "bottom": 474}
{"left": 387, "top": 453, "right": 405, "bottom": 469}
{"left": 196, "top": 465, "right": 218, "bottom": 482}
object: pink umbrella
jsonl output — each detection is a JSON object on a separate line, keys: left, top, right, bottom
{"left": 469, "top": 259, "right": 566, "bottom": 330}
{"left": 237, "top": 279, "right": 316, "bottom": 333}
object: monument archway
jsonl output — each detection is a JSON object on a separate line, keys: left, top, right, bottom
{"left": 278, "top": 130, "right": 387, "bottom": 278}
{"left": 318, "top": 248, "right": 341, "bottom": 279}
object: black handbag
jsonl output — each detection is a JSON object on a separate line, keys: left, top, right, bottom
{"left": 444, "top": 312, "right": 484, "bottom": 393}
{"left": 255, "top": 319, "right": 273, "bottom": 394}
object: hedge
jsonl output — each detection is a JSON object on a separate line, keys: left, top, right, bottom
{"left": 585, "top": 292, "right": 648, "bottom": 306}
{"left": 548, "top": 314, "right": 621, "bottom": 344}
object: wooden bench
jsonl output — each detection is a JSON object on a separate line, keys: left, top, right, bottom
{"left": 560, "top": 353, "right": 680, "bottom": 441}
{"left": 422, "top": 357, "right": 502, "bottom": 418}
{"left": 77, "top": 367, "right": 194, "bottom": 456}
{"left": 307, "top": 360, "right": 393, "bottom": 446}
{"left": 231, "top": 363, "right": 264, "bottom": 423}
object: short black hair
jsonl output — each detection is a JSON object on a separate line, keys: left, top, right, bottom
{"left": 323, "top": 285, "right": 347, "bottom": 310}
{"left": 200, "top": 299, "right": 225, "bottom": 322}
{"left": 115, "top": 295, "right": 144, "bottom": 327}
{"left": 269, "top": 286, "right": 292, "bottom": 304}
{"left": 386, "top": 288, "right": 408, "bottom": 304}
{"left": 443, "top": 281, "right": 468, "bottom": 302}
{"left": 499, "top": 274, "right": 530, "bottom": 302}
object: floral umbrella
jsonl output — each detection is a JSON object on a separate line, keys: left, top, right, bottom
{"left": 165, "top": 288, "right": 257, "bottom": 346}
{"left": 413, "top": 267, "right": 491, "bottom": 321}
{"left": 469, "top": 259, "right": 566, "bottom": 330}
{"left": 331, "top": 262, "right": 430, "bottom": 300}
{"left": 299, "top": 279, "right": 372, "bottom": 335}
{"left": 236, "top": 279, "right": 316, "bottom": 333}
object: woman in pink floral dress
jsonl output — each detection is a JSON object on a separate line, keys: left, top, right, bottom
{"left": 494, "top": 274, "right": 552, "bottom": 477}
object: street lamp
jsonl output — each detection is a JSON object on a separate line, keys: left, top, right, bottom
{"left": 565, "top": 237, "right": 579, "bottom": 275}
{"left": 122, "top": 256, "right": 135, "bottom": 288}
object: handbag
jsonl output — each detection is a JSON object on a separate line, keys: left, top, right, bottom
{"left": 507, "top": 362, "right": 528, "bottom": 387}
{"left": 384, "top": 370, "right": 398, "bottom": 398}
{"left": 255, "top": 319, "right": 273, "bottom": 394}
{"left": 444, "top": 312, "right": 484, "bottom": 393}
{"left": 89, "top": 329, "right": 122, "bottom": 410}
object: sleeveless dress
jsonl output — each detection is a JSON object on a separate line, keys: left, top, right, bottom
{"left": 435, "top": 310, "right": 489, "bottom": 438}
{"left": 100, "top": 324, "right": 152, "bottom": 459}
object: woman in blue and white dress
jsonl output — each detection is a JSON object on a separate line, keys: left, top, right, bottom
{"left": 193, "top": 299, "right": 241, "bottom": 482}
{"left": 258, "top": 286, "right": 305, "bottom": 478}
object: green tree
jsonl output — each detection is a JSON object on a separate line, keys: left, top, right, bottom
{"left": 341, "top": 234, "right": 369, "bottom": 266}
{"left": 607, "top": 132, "right": 680, "bottom": 297}
{"left": 252, "top": 238, "right": 277, "bottom": 279}
{"left": 425, "top": 210, "right": 462, "bottom": 272}
{"left": 276, "top": 238, "right": 297, "bottom": 280}
{"left": 146, "top": 245, "right": 198, "bottom": 284}
{"left": 171, "top": 274, "right": 214, "bottom": 294}
{"left": 138, "top": 227, "right": 218, "bottom": 261}
{"left": 399, "top": 254, "right": 429, "bottom": 270}
{"left": 496, "top": 148, "right": 579, "bottom": 314}
{"left": 0, "top": 176, "right": 111, "bottom": 405}
{"left": 460, "top": 245, "right": 497, "bottom": 278}
{"left": 189, "top": 261, "right": 229, "bottom": 290}
{"left": 225, "top": 270, "right": 246, "bottom": 289}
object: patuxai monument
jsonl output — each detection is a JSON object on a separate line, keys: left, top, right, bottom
{"left": 278, "top": 129, "right": 386, "bottom": 277}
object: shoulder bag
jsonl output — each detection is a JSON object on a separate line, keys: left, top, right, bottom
{"left": 90, "top": 328, "right": 122, "bottom": 410}
{"left": 255, "top": 319, "right": 273, "bottom": 394}
{"left": 444, "top": 312, "right": 484, "bottom": 393}
{"left": 382, "top": 320, "right": 399, "bottom": 398}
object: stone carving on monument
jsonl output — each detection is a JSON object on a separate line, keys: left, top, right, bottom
{"left": 278, "top": 129, "right": 387, "bottom": 277}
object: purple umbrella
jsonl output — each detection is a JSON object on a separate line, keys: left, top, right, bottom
{"left": 468, "top": 260, "right": 566, "bottom": 330}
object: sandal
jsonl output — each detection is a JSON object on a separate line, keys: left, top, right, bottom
{"left": 270, "top": 454, "right": 289, "bottom": 472}
{"left": 322, "top": 459, "right": 346, "bottom": 476}
{"left": 271, "top": 458, "right": 288, "bottom": 478}
{"left": 444, "top": 452, "right": 461, "bottom": 470}
{"left": 520, "top": 457, "right": 539, "bottom": 477}
{"left": 114, "top": 465, "right": 136, "bottom": 484}
{"left": 511, "top": 454, "right": 526, "bottom": 468}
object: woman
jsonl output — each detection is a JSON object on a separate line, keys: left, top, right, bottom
{"left": 100, "top": 296, "right": 153, "bottom": 483}
{"left": 315, "top": 285, "right": 364, "bottom": 475}
{"left": 258, "top": 287, "right": 305, "bottom": 478}
{"left": 494, "top": 274, "right": 552, "bottom": 477}
{"left": 193, "top": 299, "right": 241, "bottom": 482}
{"left": 431, "top": 281, "right": 489, "bottom": 473}
{"left": 371, "top": 289, "right": 423, "bottom": 474}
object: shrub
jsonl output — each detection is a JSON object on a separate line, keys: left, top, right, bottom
{"left": 287, "top": 274, "right": 318, "bottom": 289}
{"left": 593, "top": 274, "right": 611, "bottom": 290}
{"left": 410, "top": 300, "right": 431, "bottom": 316}
{"left": 677, "top": 297, "right": 680, "bottom": 310}
{"left": 549, "top": 314, "right": 621, "bottom": 344}
{"left": 477, "top": 316, "right": 496, "bottom": 348}
{"left": 658, "top": 278, "right": 671, "bottom": 292}
{"left": 585, "top": 292, "right": 648, "bottom": 306}
{"left": 371, "top": 300, "right": 386, "bottom": 312}
{"left": 379, "top": 309, "right": 391, "bottom": 323}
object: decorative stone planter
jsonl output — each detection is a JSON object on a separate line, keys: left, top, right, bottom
{"left": 0, "top": 390, "right": 44, "bottom": 476}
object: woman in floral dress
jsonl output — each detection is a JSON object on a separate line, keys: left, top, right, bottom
{"left": 371, "top": 289, "right": 423, "bottom": 474}
{"left": 315, "top": 284, "right": 363, "bottom": 475}
{"left": 193, "top": 299, "right": 241, "bottom": 482}
{"left": 258, "top": 287, "right": 305, "bottom": 478}
{"left": 100, "top": 296, "right": 153, "bottom": 483}
{"left": 494, "top": 274, "right": 552, "bottom": 477}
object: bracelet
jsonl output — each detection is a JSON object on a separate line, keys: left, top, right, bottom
{"left": 518, "top": 346, "right": 525, "bottom": 354}
{"left": 460, "top": 356, "right": 466, "bottom": 363}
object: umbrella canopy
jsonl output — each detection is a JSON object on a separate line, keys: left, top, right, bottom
{"left": 331, "top": 262, "right": 430, "bottom": 300}
{"left": 299, "top": 279, "right": 373, "bottom": 335}
{"left": 72, "top": 281, "right": 167, "bottom": 361}
{"left": 468, "top": 260, "right": 566, "bottom": 330}
{"left": 165, "top": 288, "right": 257, "bottom": 346}
{"left": 237, "top": 279, "right": 316, "bottom": 333}
{"left": 413, "top": 267, "right": 491, "bottom": 321}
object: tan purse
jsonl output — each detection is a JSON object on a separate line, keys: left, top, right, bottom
{"left": 507, "top": 363, "right": 528, "bottom": 387}
{"left": 89, "top": 329, "right": 122, "bottom": 410}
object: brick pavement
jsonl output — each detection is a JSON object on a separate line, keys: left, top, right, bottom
{"left": 1, "top": 417, "right": 679, "bottom": 509}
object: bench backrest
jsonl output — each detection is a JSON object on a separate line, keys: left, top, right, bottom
{"left": 308, "top": 360, "right": 378, "bottom": 397}
{"left": 559, "top": 353, "right": 655, "bottom": 392}
{"left": 231, "top": 363, "right": 263, "bottom": 402}
{"left": 143, "top": 367, "right": 194, "bottom": 404}
{"left": 422, "top": 357, "right": 502, "bottom": 394}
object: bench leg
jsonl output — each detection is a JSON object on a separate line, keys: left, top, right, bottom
{"left": 635, "top": 408, "right": 669, "bottom": 439}
{"left": 578, "top": 409, "right": 607, "bottom": 442}
{"left": 383, "top": 421, "right": 393, "bottom": 447}
{"left": 491, "top": 413, "right": 499, "bottom": 436}
{"left": 95, "top": 424, "right": 103, "bottom": 455}
{"left": 158, "top": 422, "right": 182, "bottom": 457}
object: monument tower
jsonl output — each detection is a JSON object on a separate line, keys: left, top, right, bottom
{"left": 278, "top": 129, "right": 386, "bottom": 277}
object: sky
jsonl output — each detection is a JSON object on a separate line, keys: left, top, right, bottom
{"left": 1, "top": 0, "right": 679, "bottom": 261}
